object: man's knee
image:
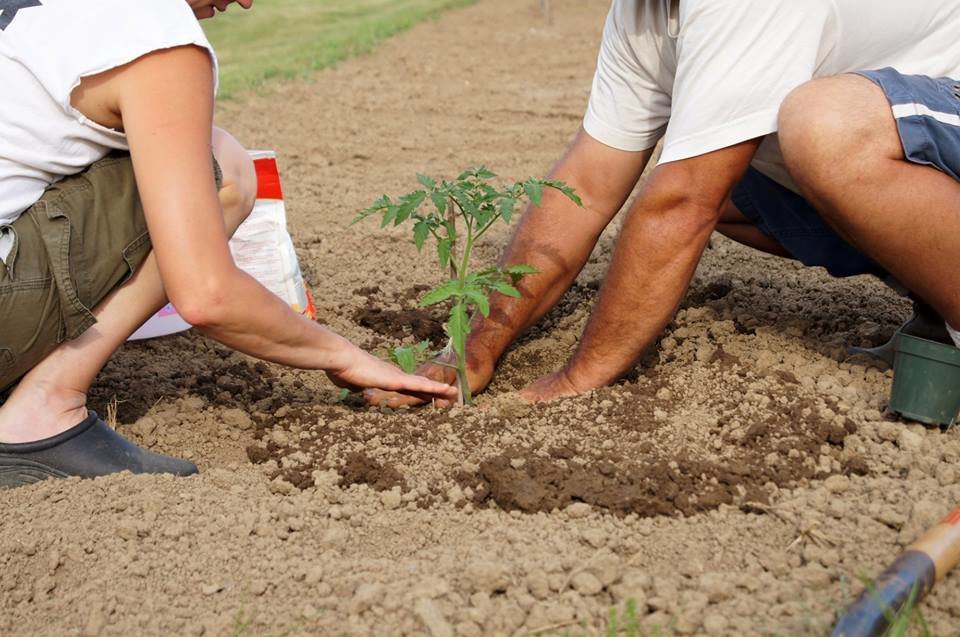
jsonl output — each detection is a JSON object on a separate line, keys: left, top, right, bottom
{"left": 779, "top": 75, "right": 902, "bottom": 188}
{"left": 212, "top": 127, "right": 256, "bottom": 232}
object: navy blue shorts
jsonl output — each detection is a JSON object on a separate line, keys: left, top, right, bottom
{"left": 732, "top": 67, "right": 960, "bottom": 279}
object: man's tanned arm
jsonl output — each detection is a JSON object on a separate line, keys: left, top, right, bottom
{"left": 521, "top": 138, "right": 762, "bottom": 401}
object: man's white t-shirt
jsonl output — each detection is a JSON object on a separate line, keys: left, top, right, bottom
{"left": 584, "top": 0, "right": 960, "bottom": 189}
{"left": 0, "top": 0, "right": 217, "bottom": 261}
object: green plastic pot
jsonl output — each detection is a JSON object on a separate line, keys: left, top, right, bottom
{"left": 889, "top": 333, "right": 960, "bottom": 426}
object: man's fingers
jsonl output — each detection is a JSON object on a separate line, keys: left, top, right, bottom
{"left": 399, "top": 373, "right": 458, "bottom": 398}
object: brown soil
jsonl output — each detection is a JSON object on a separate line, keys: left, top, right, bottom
{"left": 4, "top": 1, "right": 960, "bottom": 636}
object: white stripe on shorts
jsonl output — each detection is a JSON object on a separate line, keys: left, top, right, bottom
{"left": 892, "top": 103, "right": 960, "bottom": 127}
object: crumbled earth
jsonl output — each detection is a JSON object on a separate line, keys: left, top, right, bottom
{"left": 4, "top": 1, "right": 960, "bottom": 635}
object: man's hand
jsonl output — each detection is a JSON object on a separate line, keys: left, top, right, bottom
{"left": 518, "top": 369, "right": 583, "bottom": 403}
{"left": 326, "top": 345, "right": 458, "bottom": 401}
{"left": 521, "top": 138, "right": 763, "bottom": 401}
{"left": 364, "top": 349, "right": 493, "bottom": 408}
{"left": 188, "top": 0, "right": 252, "bottom": 20}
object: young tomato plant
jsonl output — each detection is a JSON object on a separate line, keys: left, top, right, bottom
{"left": 355, "top": 167, "right": 581, "bottom": 405}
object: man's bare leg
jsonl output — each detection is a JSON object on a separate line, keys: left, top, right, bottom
{"left": 0, "top": 129, "right": 256, "bottom": 444}
{"left": 778, "top": 75, "right": 960, "bottom": 330}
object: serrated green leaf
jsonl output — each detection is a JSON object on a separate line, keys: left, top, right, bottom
{"left": 463, "top": 286, "right": 490, "bottom": 317}
{"left": 523, "top": 180, "right": 544, "bottom": 207}
{"left": 498, "top": 196, "right": 516, "bottom": 223}
{"left": 380, "top": 205, "right": 398, "bottom": 228}
{"left": 353, "top": 195, "right": 391, "bottom": 224}
{"left": 394, "top": 191, "right": 427, "bottom": 225}
{"left": 492, "top": 281, "right": 521, "bottom": 298}
{"left": 420, "top": 279, "right": 460, "bottom": 306}
{"left": 389, "top": 346, "right": 418, "bottom": 374}
{"left": 417, "top": 174, "right": 437, "bottom": 189}
{"left": 430, "top": 192, "right": 447, "bottom": 216}
{"left": 475, "top": 166, "right": 496, "bottom": 180}
{"left": 504, "top": 264, "right": 538, "bottom": 276}
{"left": 413, "top": 220, "right": 431, "bottom": 251}
{"left": 544, "top": 179, "right": 584, "bottom": 207}
{"left": 437, "top": 238, "right": 451, "bottom": 270}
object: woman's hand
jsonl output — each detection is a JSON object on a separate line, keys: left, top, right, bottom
{"left": 327, "top": 345, "right": 459, "bottom": 401}
{"left": 187, "top": 0, "right": 253, "bottom": 20}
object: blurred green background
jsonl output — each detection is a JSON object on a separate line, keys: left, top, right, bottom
{"left": 202, "top": 0, "right": 476, "bottom": 98}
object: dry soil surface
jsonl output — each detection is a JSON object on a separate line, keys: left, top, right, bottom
{"left": 4, "top": 1, "right": 960, "bottom": 636}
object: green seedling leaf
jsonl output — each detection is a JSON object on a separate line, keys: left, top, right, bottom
{"left": 437, "top": 238, "right": 452, "bottom": 270}
{"left": 544, "top": 179, "right": 584, "bottom": 206}
{"left": 417, "top": 174, "right": 437, "bottom": 189}
{"left": 498, "top": 196, "right": 516, "bottom": 223}
{"left": 523, "top": 180, "right": 544, "bottom": 206}
{"left": 387, "top": 340, "right": 433, "bottom": 374}
{"left": 475, "top": 166, "right": 497, "bottom": 179}
{"left": 352, "top": 195, "right": 391, "bottom": 224}
{"left": 420, "top": 279, "right": 460, "bottom": 307}
{"left": 413, "top": 220, "right": 431, "bottom": 251}
{"left": 430, "top": 191, "right": 447, "bottom": 216}
{"left": 462, "top": 285, "right": 490, "bottom": 317}
{"left": 334, "top": 388, "right": 350, "bottom": 403}
{"left": 504, "top": 264, "right": 538, "bottom": 276}
{"left": 390, "top": 347, "right": 418, "bottom": 374}
{"left": 380, "top": 204, "right": 398, "bottom": 228}
{"left": 395, "top": 190, "right": 427, "bottom": 225}
{"left": 492, "top": 281, "right": 521, "bottom": 298}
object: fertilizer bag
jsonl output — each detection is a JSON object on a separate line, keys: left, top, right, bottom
{"left": 128, "top": 150, "right": 314, "bottom": 340}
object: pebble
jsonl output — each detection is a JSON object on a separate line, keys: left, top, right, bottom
{"left": 525, "top": 569, "right": 550, "bottom": 600}
{"left": 463, "top": 561, "right": 511, "bottom": 594}
{"left": 585, "top": 550, "right": 623, "bottom": 587}
{"left": 702, "top": 612, "right": 729, "bottom": 635}
{"left": 352, "top": 582, "right": 385, "bottom": 613}
{"left": 565, "top": 502, "right": 592, "bottom": 519}
{"left": 898, "top": 429, "right": 924, "bottom": 453}
{"left": 414, "top": 598, "right": 453, "bottom": 637}
{"left": 305, "top": 565, "right": 324, "bottom": 585}
{"left": 380, "top": 488, "right": 402, "bottom": 510}
{"left": 580, "top": 528, "right": 607, "bottom": 549}
{"left": 824, "top": 474, "right": 850, "bottom": 494}
{"left": 570, "top": 571, "right": 603, "bottom": 596}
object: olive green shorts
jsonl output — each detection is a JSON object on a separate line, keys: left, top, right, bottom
{"left": 0, "top": 152, "right": 223, "bottom": 392}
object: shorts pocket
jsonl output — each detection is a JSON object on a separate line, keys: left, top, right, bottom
{"left": 27, "top": 201, "right": 96, "bottom": 342}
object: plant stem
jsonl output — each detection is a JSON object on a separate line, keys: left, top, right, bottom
{"left": 455, "top": 223, "right": 476, "bottom": 406}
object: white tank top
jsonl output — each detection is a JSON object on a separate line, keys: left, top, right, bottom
{"left": 0, "top": 0, "right": 218, "bottom": 260}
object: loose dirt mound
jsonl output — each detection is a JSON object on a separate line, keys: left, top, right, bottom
{"left": 4, "top": 1, "right": 960, "bottom": 636}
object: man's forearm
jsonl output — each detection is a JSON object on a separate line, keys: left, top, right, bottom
{"left": 558, "top": 139, "right": 762, "bottom": 392}
{"left": 563, "top": 200, "right": 716, "bottom": 390}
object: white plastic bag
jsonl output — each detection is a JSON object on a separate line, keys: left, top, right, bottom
{"left": 128, "top": 150, "right": 314, "bottom": 341}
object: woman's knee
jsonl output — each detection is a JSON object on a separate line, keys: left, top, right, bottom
{"left": 212, "top": 127, "right": 256, "bottom": 233}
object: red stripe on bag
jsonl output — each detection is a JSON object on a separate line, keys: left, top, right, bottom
{"left": 255, "top": 157, "right": 284, "bottom": 200}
